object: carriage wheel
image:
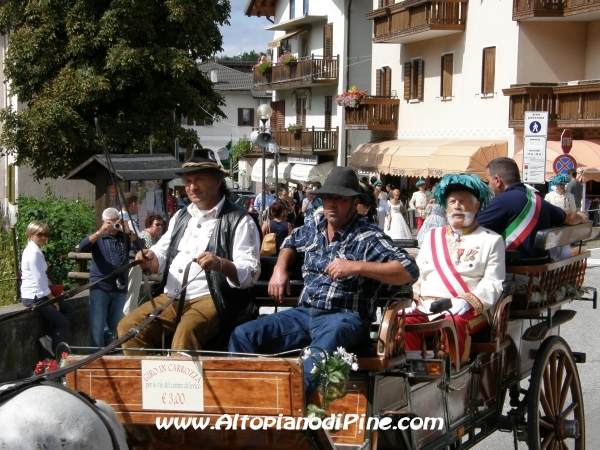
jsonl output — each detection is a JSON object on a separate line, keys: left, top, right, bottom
{"left": 527, "top": 336, "right": 585, "bottom": 450}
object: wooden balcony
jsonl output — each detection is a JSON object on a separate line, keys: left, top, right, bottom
{"left": 253, "top": 56, "right": 339, "bottom": 90}
{"left": 344, "top": 97, "right": 400, "bottom": 131}
{"left": 366, "top": 0, "right": 467, "bottom": 44}
{"left": 251, "top": 127, "right": 338, "bottom": 155}
{"left": 503, "top": 80, "right": 600, "bottom": 130}
{"left": 513, "top": 0, "right": 600, "bottom": 21}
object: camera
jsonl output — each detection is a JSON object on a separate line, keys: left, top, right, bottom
{"left": 110, "top": 222, "right": 122, "bottom": 230}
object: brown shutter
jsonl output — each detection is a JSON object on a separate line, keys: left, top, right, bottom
{"left": 237, "top": 108, "right": 244, "bottom": 126}
{"left": 417, "top": 59, "right": 424, "bottom": 101}
{"left": 376, "top": 68, "right": 382, "bottom": 96}
{"left": 323, "top": 23, "right": 333, "bottom": 58}
{"left": 482, "top": 47, "right": 496, "bottom": 95}
{"left": 324, "top": 96, "right": 332, "bottom": 130}
{"left": 270, "top": 100, "right": 285, "bottom": 129}
{"left": 378, "top": 0, "right": 383, "bottom": 7}
{"left": 384, "top": 66, "right": 392, "bottom": 97}
{"left": 441, "top": 54, "right": 453, "bottom": 98}
{"left": 403, "top": 62, "right": 411, "bottom": 100}
{"left": 249, "top": 109, "right": 255, "bottom": 127}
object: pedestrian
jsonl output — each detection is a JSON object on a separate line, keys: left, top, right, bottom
{"left": 385, "top": 189, "right": 412, "bottom": 239}
{"left": 21, "top": 221, "right": 73, "bottom": 357}
{"left": 566, "top": 170, "right": 584, "bottom": 212}
{"left": 409, "top": 179, "right": 428, "bottom": 230}
{"left": 120, "top": 193, "right": 143, "bottom": 315}
{"left": 140, "top": 214, "right": 165, "bottom": 249}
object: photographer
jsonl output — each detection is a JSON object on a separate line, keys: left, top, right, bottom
{"left": 79, "top": 207, "right": 137, "bottom": 349}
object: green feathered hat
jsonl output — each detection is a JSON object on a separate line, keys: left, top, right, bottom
{"left": 415, "top": 178, "right": 426, "bottom": 187}
{"left": 433, "top": 174, "right": 494, "bottom": 210}
{"left": 550, "top": 173, "right": 570, "bottom": 186}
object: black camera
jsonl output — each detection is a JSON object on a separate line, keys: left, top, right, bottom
{"left": 110, "top": 222, "right": 122, "bottom": 230}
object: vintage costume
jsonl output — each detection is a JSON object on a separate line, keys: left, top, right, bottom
{"left": 385, "top": 200, "right": 412, "bottom": 240}
{"left": 409, "top": 182, "right": 429, "bottom": 230}
{"left": 545, "top": 190, "right": 576, "bottom": 212}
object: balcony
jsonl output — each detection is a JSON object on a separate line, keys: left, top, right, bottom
{"left": 366, "top": 0, "right": 467, "bottom": 44}
{"left": 344, "top": 97, "right": 400, "bottom": 131}
{"left": 253, "top": 55, "right": 339, "bottom": 90}
{"left": 503, "top": 80, "right": 600, "bottom": 130}
{"left": 251, "top": 127, "right": 338, "bottom": 155}
{"left": 513, "top": 0, "right": 600, "bottom": 21}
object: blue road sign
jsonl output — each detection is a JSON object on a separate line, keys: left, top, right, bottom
{"left": 529, "top": 121, "right": 542, "bottom": 134}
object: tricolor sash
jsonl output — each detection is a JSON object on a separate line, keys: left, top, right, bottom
{"left": 430, "top": 227, "right": 470, "bottom": 297}
{"left": 502, "top": 187, "right": 542, "bottom": 250}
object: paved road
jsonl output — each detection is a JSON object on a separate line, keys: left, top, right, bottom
{"left": 473, "top": 250, "right": 600, "bottom": 449}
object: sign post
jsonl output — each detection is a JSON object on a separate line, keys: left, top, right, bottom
{"left": 561, "top": 129, "right": 573, "bottom": 154}
{"left": 522, "top": 111, "right": 548, "bottom": 184}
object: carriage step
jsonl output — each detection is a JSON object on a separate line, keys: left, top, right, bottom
{"left": 522, "top": 310, "right": 577, "bottom": 341}
{"left": 572, "top": 352, "right": 586, "bottom": 364}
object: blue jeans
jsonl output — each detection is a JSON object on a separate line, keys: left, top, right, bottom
{"left": 229, "top": 306, "right": 368, "bottom": 399}
{"left": 24, "top": 296, "right": 74, "bottom": 355}
{"left": 89, "top": 288, "right": 126, "bottom": 349}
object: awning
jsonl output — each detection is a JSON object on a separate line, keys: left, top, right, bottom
{"left": 250, "top": 158, "right": 275, "bottom": 182}
{"left": 349, "top": 140, "right": 507, "bottom": 178}
{"left": 513, "top": 140, "right": 600, "bottom": 182}
{"left": 277, "top": 162, "right": 292, "bottom": 181}
{"left": 289, "top": 161, "right": 335, "bottom": 184}
{"left": 268, "top": 27, "right": 309, "bottom": 48}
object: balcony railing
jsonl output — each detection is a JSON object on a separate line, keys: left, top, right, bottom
{"left": 503, "top": 81, "right": 600, "bottom": 129}
{"left": 367, "top": 0, "right": 467, "bottom": 44}
{"left": 513, "top": 0, "right": 600, "bottom": 20}
{"left": 344, "top": 97, "right": 400, "bottom": 131}
{"left": 251, "top": 127, "right": 339, "bottom": 154}
{"left": 253, "top": 55, "right": 339, "bottom": 90}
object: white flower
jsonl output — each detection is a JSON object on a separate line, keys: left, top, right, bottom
{"left": 310, "top": 366, "right": 317, "bottom": 374}
{"left": 319, "top": 352, "right": 325, "bottom": 359}
{"left": 351, "top": 363, "right": 359, "bottom": 371}
{"left": 336, "top": 346, "right": 345, "bottom": 355}
{"left": 302, "top": 348, "right": 312, "bottom": 360}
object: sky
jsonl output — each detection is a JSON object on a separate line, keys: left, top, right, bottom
{"left": 218, "top": 0, "right": 275, "bottom": 57}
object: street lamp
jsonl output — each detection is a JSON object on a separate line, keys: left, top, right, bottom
{"left": 255, "top": 104, "right": 273, "bottom": 216}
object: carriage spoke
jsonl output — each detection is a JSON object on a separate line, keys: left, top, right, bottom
{"left": 543, "top": 366, "right": 556, "bottom": 414}
{"left": 540, "top": 388, "right": 555, "bottom": 421}
{"left": 560, "top": 441, "right": 570, "bottom": 450}
{"left": 549, "top": 352, "right": 558, "bottom": 415}
{"left": 558, "top": 372, "right": 573, "bottom": 415}
{"left": 539, "top": 417, "right": 554, "bottom": 430}
{"left": 561, "top": 401, "right": 579, "bottom": 419}
{"left": 541, "top": 432, "right": 556, "bottom": 450}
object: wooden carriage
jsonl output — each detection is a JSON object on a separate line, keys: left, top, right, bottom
{"left": 65, "top": 223, "right": 596, "bottom": 450}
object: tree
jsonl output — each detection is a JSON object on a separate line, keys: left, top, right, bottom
{"left": 0, "top": 0, "right": 231, "bottom": 180}
{"left": 217, "top": 50, "right": 261, "bottom": 61}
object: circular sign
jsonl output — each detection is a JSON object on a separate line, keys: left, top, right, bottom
{"left": 529, "top": 121, "right": 542, "bottom": 134}
{"left": 561, "top": 129, "right": 573, "bottom": 154}
{"left": 553, "top": 154, "right": 577, "bottom": 175}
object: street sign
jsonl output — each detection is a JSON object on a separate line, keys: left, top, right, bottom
{"left": 561, "top": 129, "right": 573, "bottom": 154}
{"left": 524, "top": 111, "right": 549, "bottom": 137}
{"left": 553, "top": 153, "right": 577, "bottom": 175}
{"left": 522, "top": 136, "right": 547, "bottom": 184}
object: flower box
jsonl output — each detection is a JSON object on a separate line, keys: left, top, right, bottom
{"left": 335, "top": 87, "right": 368, "bottom": 108}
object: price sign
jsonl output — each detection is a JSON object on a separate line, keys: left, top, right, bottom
{"left": 141, "top": 360, "right": 204, "bottom": 412}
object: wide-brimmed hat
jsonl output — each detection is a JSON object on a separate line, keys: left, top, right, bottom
{"left": 312, "top": 167, "right": 370, "bottom": 203}
{"left": 175, "top": 147, "right": 228, "bottom": 176}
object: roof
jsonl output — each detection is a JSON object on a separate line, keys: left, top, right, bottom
{"left": 66, "top": 154, "right": 182, "bottom": 182}
{"left": 198, "top": 61, "right": 271, "bottom": 98}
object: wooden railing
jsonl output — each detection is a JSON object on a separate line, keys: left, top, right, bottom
{"left": 370, "top": 0, "right": 467, "bottom": 43}
{"left": 513, "top": 0, "right": 600, "bottom": 19}
{"left": 251, "top": 127, "right": 338, "bottom": 153}
{"left": 344, "top": 96, "right": 400, "bottom": 131}
{"left": 503, "top": 81, "right": 600, "bottom": 129}
{"left": 253, "top": 55, "right": 339, "bottom": 89}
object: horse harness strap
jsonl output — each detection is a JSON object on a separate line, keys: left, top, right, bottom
{"left": 174, "top": 260, "right": 195, "bottom": 328}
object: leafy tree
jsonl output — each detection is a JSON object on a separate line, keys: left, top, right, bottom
{"left": 217, "top": 50, "right": 262, "bottom": 61}
{"left": 0, "top": 0, "right": 231, "bottom": 180}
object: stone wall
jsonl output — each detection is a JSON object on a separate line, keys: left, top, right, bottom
{"left": 0, "top": 293, "right": 89, "bottom": 383}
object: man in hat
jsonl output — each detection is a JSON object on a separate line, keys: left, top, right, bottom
{"left": 545, "top": 174, "right": 576, "bottom": 212}
{"left": 477, "top": 158, "right": 587, "bottom": 259}
{"left": 229, "top": 166, "right": 419, "bottom": 399}
{"left": 409, "top": 179, "right": 429, "bottom": 230}
{"left": 404, "top": 174, "right": 504, "bottom": 364}
{"left": 118, "top": 148, "right": 261, "bottom": 354}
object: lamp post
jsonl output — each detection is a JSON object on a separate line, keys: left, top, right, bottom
{"left": 256, "top": 104, "right": 273, "bottom": 216}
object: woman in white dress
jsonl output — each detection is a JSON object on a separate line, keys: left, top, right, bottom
{"left": 374, "top": 183, "right": 387, "bottom": 229}
{"left": 385, "top": 189, "right": 412, "bottom": 240}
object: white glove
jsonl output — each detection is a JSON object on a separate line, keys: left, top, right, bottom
{"left": 401, "top": 301, "right": 417, "bottom": 314}
{"left": 448, "top": 298, "right": 472, "bottom": 316}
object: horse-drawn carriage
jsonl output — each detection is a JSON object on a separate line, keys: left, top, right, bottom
{"left": 63, "top": 222, "right": 596, "bottom": 450}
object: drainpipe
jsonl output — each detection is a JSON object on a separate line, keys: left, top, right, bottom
{"left": 342, "top": 0, "right": 353, "bottom": 167}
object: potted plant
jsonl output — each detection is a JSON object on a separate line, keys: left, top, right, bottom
{"left": 335, "top": 86, "right": 368, "bottom": 108}
{"left": 278, "top": 52, "right": 297, "bottom": 66}
{"left": 287, "top": 124, "right": 303, "bottom": 135}
{"left": 256, "top": 61, "right": 271, "bottom": 77}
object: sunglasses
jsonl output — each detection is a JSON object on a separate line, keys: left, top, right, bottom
{"left": 36, "top": 233, "right": 49, "bottom": 238}
{"left": 153, "top": 223, "right": 164, "bottom": 227}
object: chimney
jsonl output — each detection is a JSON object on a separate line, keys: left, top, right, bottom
{"left": 210, "top": 68, "right": 218, "bottom": 83}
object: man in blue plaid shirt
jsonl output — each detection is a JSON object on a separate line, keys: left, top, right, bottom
{"left": 229, "top": 167, "right": 419, "bottom": 399}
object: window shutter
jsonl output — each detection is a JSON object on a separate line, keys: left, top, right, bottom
{"left": 384, "top": 66, "right": 392, "bottom": 97}
{"left": 441, "top": 54, "right": 453, "bottom": 98}
{"left": 324, "top": 96, "right": 332, "bottom": 130}
{"left": 417, "top": 59, "right": 424, "bottom": 101}
{"left": 323, "top": 23, "right": 333, "bottom": 58}
{"left": 378, "top": 0, "right": 383, "bottom": 7}
{"left": 482, "top": 47, "right": 496, "bottom": 94}
{"left": 270, "top": 100, "right": 285, "bottom": 129}
{"left": 237, "top": 108, "right": 244, "bottom": 126}
{"left": 403, "top": 62, "right": 411, "bottom": 100}
{"left": 376, "top": 68, "right": 382, "bottom": 96}
{"left": 296, "top": 99, "right": 301, "bottom": 125}
{"left": 249, "top": 109, "right": 255, "bottom": 127}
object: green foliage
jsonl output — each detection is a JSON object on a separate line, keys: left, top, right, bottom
{"left": 231, "top": 135, "right": 252, "bottom": 163}
{"left": 0, "top": 0, "right": 231, "bottom": 180}
{"left": 287, "top": 124, "right": 303, "bottom": 133}
{"left": 217, "top": 51, "right": 262, "bottom": 61}
{"left": 256, "top": 61, "right": 271, "bottom": 76}
{"left": 0, "top": 224, "right": 18, "bottom": 306}
{"left": 15, "top": 186, "right": 95, "bottom": 288}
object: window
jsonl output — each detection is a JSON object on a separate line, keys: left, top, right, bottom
{"left": 376, "top": 67, "right": 392, "bottom": 96}
{"left": 378, "top": 0, "right": 394, "bottom": 6}
{"left": 482, "top": 47, "right": 496, "bottom": 95}
{"left": 290, "top": 0, "right": 295, "bottom": 19}
{"left": 324, "top": 96, "right": 332, "bottom": 130}
{"left": 270, "top": 100, "right": 285, "bottom": 129}
{"left": 296, "top": 97, "right": 307, "bottom": 128}
{"left": 441, "top": 54, "right": 453, "bottom": 99}
{"left": 301, "top": 38, "right": 309, "bottom": 58}
{"left": 403, "top": 59, "right": 424, "bottom": 101}
{"left": 303, "top": 0, "right": 309, "bottom": 15}
{"left": 323, "top": 23, "right": 333, "bottom": 58}
{"left": 196, "top": 114, "right": 214, "bottom": 126}
{"left": 238, "top": 108, "right": 254, "bottom": 126}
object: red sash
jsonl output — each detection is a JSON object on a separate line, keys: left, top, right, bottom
{"left": 430, "top": 227, "right": 470, "bottom": 297}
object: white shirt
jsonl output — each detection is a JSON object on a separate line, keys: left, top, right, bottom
{"left": 151, "top": 197, "right": 261, "bottom": 300}
{"left": 20, "top": 240, "right": 51, "bottom": 300}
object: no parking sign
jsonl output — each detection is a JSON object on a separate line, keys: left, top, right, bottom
{"left": 553, "top": 153, "right": 577, "bottom": 175}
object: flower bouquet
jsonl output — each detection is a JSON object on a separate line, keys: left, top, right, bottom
{"left": 34, "top": 358, "right": 57, "bottom": 375}
{"left": 277, "top": 52, "right": 297, "bottom": 66}
{"left": 304, "top": 346, "right": 358, "bottom": 420}
{"left": 335, "top": 86, "right": 368, "bottom": 108}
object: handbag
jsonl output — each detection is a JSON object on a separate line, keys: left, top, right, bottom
{"left": 260, "top": 221, "right": 277, "bottom": 256}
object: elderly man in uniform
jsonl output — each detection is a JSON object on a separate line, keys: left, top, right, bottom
{"left": 118, "top": 148, "right": 261, "bottom": 354}
{"left": 229, "top": 167, "right": 419, "bottom": 399}
{"left": 404, "top": 174, "right": 505, "bottom": 364}
{"left": 409, "top": 179, "right": 429, "bottom": 230}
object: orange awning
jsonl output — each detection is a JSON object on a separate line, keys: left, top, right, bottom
{"left": 513, "top": 140, "right": 600, "bottom": 182}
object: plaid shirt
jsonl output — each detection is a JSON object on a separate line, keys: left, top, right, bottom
{"left": 282, "top": 214, "right": 419, "bottom": 321}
